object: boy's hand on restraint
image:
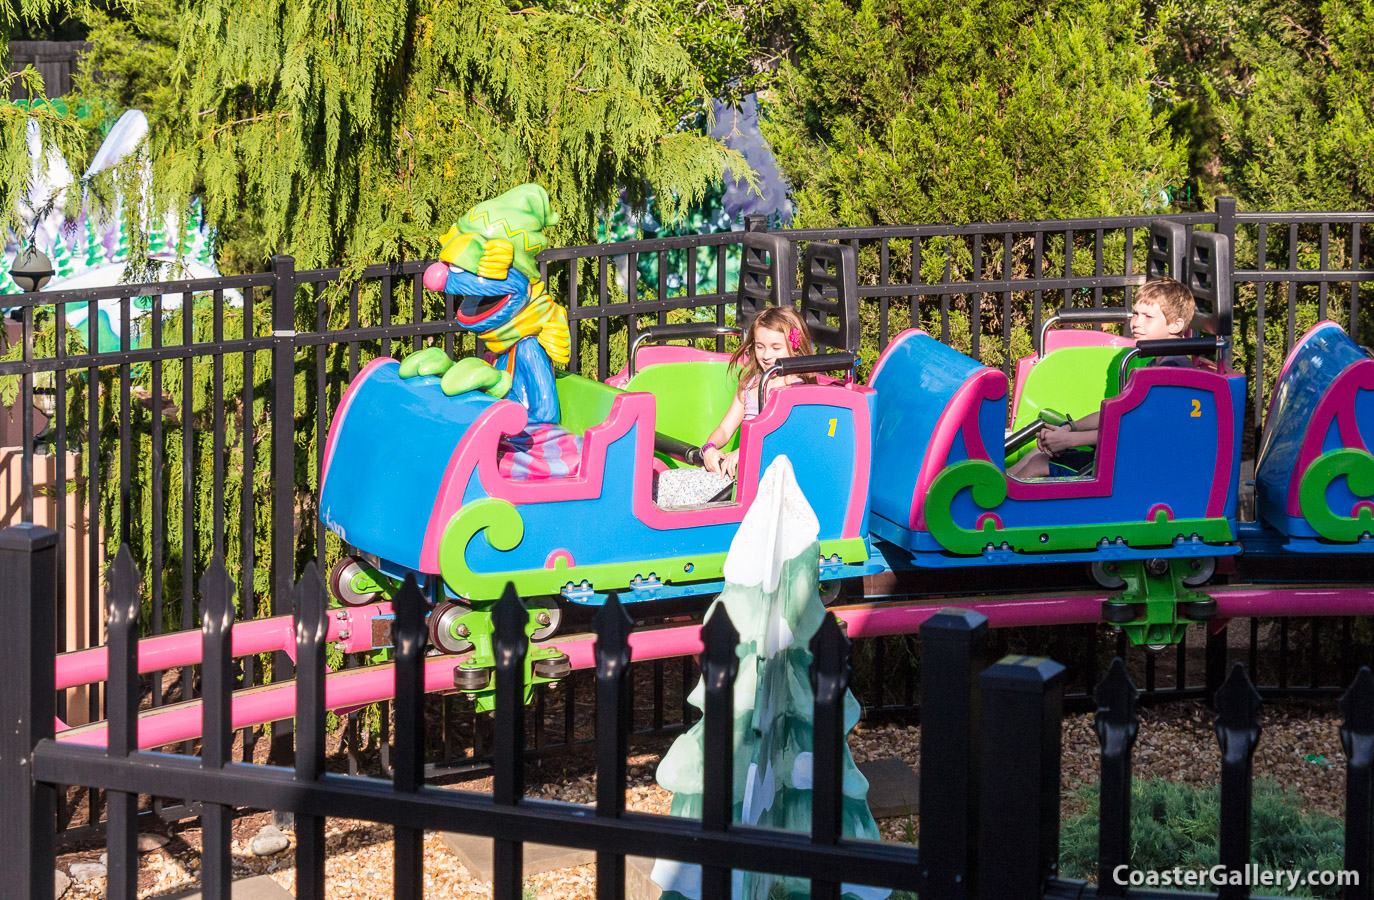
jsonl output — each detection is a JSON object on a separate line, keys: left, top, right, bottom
{"left": 1037, "top": 423, "right": 1079, "bottom": 455}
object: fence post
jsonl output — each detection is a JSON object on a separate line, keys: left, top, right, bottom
{"left": 269, "top": 254, "right": 297, "bottom": 769}
{"left": 977, "top": 654, "right": 1066, "bottom": 900}
{"left": 1342, "top": 668, "right": 1374, "bottom": 900}
{"left": 0, "top": 523, "right": 58, "bottom": 900}
{"left": 919, "top": 608, "right": 988, "bottom": 900}
{"left": 1215, "top": 663, "right": 1262, "bottom": 900}
{"left": 1216, "top": 196, "right": 1238, "bottom": 251}
{"left": 744, "top": 214, "right": 768, "bottom": 233}
{"left": 1094, "top": 659, "right": 1139, "bottom": 897}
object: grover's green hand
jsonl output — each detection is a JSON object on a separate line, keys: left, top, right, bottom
{"left": 399, "top": 346, "right": 454, "bottom": 378}
{"left": 440, "top": 357, "right": 513, "bottom": 399}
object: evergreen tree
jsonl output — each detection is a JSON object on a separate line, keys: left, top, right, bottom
{"left": 761, "top": 0, "right": 1187, "bottom": 227}
{"left": 1318, "top": 0, "right": 1374, "bottom": 207}
{"left": 142, "top": 0, "right": 754, "bottom": 270}
{"left": 2, "top": 0, "right": 96, "bottom": 234}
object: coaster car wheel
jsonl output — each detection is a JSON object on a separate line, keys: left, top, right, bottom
{"left": 428, "top": 601, "right": 475, "bottom": 655}
{"left": 819, "top": 578, "right": 848, "bottom": 608}
{"left": 1102, "top": 601, "right": 1144, "bottom": 624}
{"left": 533, "top": 653, "right": 572, "bottom": 680}
{"left": 1090, "top": 561, "right": 1127, "bottom": 590}
{"left": 329, "top": 556, "right": 380, "bottom": 607}
{"left": 1179, "top": 598, "right": 1218, "bottom": 621}
{"left": 454, "top": 665, "right": 491, "bottom": 692}
{"left": 526, "top": 596, "right": 563, "bottom": 642}
{"left": 1181, "top": 557, "right": 1217, "bottom": 588}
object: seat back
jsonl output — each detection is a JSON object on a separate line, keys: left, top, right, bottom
{"left": 1187, "top": 231, "right": 1233, "bottom": 343}
{"left": 736, "top": 231, "right": 793, "bottom": 323}
{"left": 1148, "top": 220, "right": 1186, "bottom": 281}
{"left": 798, "top": 241, "right": 861, "bottom": 353}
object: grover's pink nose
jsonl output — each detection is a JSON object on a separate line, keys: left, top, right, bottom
{"left": 423, "top": 262, "right": 450, "bottom": 293}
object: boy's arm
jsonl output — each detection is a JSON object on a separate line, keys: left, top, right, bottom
{"left": 1075, "top": 411, "right": 1101, "bottom": 431}
{"left": 1039, "top": 418, "right": 1099, "bottom": 454}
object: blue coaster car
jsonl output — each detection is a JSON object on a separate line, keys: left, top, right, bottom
{"left": 866, "top": 330, "right": 1246, "bottom": 566}
{"left": 1255, "top": 321, "right": 1374, "bottom": 552}
{"left": 319, "top": 358, "right": 876, "bottom": 609}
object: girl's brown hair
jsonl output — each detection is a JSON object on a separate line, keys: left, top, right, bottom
{"left": 728, "top": 305, "right": 817, "bottom": 395}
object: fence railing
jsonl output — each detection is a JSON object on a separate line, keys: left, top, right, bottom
{"left": 4, "top": 526, "right": 1373, "bottom": 900}
{"left": 2, "top": 196, "right": 1373, "bottom": 838}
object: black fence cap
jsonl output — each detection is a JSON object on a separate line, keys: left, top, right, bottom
{"left": 0, "top": 522, "right": 59, "bottom": 550}
{"left": 982, "top": 654, "right": 1067, "bottom": 691}
{"left": 922, "top": 607, "right": 989, "bottom": 636}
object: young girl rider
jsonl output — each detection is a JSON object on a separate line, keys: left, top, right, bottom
{"left": 701, "top": 305, "right": 816, "bottom": 479}
{"left": 652, "top": 306, "right": 816, "bottom": 509}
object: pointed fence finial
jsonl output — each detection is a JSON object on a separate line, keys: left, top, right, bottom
{"left": 1215, "top": 662, "right": 1262, "bottom": 764}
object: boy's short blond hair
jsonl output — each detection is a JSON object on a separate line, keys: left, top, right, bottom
{"left": 1136, "top": 277, "right": 1195, "bottom": 328}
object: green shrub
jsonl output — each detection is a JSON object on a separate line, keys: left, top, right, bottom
{"left": 1060, "top": 777, "right": 1346, "bottom": 898}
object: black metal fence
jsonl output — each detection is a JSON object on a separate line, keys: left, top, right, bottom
{"left": 4, "top": 526, "right": 1372, "bottom": 900}
{"left": 2, "top": 197, "right": 1373, "bottom": 837}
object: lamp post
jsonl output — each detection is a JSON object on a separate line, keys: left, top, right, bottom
{"left": 8, "top": 246, "right": 56, "bottom": 444}
{"left": 9, "top": 245, "right": 54, "bottom": 293}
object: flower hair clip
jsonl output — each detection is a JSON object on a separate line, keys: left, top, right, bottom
{"left": 787, "top": 327, "right": 802, "bottom": 351}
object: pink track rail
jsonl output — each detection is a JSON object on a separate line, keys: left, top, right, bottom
{"left": 53, "top": 586, "right": 1374, "bottom": 750}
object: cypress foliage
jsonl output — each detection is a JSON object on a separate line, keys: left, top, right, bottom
{"left": 1, "top": 0, "right": 91, "bottom": 234}
{"left": 149, "top": 0, "right": 754, "bottom": 270}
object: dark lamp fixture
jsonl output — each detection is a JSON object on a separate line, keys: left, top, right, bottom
{"left": 11, "top": 246, "right": 54, "bottom": 292}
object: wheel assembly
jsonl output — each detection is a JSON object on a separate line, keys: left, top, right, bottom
{"left": 819, "top": 579, "right": 847, "bottom": 607}
{"left": 329, "top": 556, "right": 381, "bottom": 607}
{"left": 453, "top": 665, "right": 491, "bottom": 692}
{"left": 1178, "top": 598, "right": 1218, "bottom": 621}
{"left": 525, "top": 597, "right": 563, "bottom": 642}
{"left": 1090, "top": 561, "right": 1126, "bottom": 590}
{"left": 428, "top": 602, "right": 475, "bottom": 655}
{"left": 1101, "top": 600, "right": 1144, "bottom": 624}
{"left": 532, "top": 652, "right": 572, "bottom": 680}
{"left": 1181, "top": 557, "right": 1217, "bottom": 588}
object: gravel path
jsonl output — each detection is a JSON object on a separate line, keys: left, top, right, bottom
{"left": 54, "top": 698, "right": 1347, "bottom": 899}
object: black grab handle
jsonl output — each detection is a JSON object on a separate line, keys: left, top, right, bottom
{"left": 759, "top": 352, "right": 860, "bottom": 409}
{"left": 768, "top": 351, "right": 860, "bottom": 378}
{"left": 628, "top": 323, "right": 742, "bottom": 377}
{"left": 639, "top": 323, "right": 740, "bottom": 342}
{"left": 1134, "top": 336, "right": 1222, "bottom": 359}
{"left": 654, "top": 434, "right": 704, "bottom": 467}
{"left": 1054, "top": 308, "right": 1133, "bottom": 325}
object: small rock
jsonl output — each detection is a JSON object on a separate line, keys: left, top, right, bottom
{"left": 69, "top": 862, "right": 107, "bottom": 883}
{"left": 251, "top": 824, "right": 291, "bottom": 857}
{"left": 53, "top": 870, "right": 70, "bottom": 900}
{"left": 138, "top": 833, "right": 170, "bottom": 852}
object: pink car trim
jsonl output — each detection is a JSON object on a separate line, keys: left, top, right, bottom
{"left": 546, "top": 549, "right": 576, "bottom": 569}
{"left": 909, "top": 369, "right": 1006, "bottom": 529}
{"left": 1285, "top": 358, "right": 1374, "bottom": 516}
{"left": 321, "top": 356, "right": 393, "bottom": 486}
{"left": 606, "top": 346, "right": 733, "bottom": 388}
{"left": 1147, "top": 503, "right": 1175, "bottom": 521}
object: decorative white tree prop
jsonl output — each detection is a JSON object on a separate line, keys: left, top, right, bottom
{"left": 652, "top": 456, "right": 888, "bottom": 900}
